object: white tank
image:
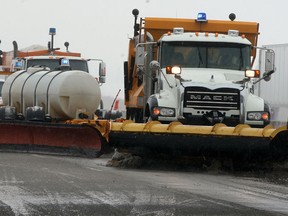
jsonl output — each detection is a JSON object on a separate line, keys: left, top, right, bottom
{"left": 2, "top": 67, "right": 101, "bottom": 120}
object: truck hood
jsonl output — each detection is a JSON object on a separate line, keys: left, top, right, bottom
{"left": 177, "top": 68, "right": 245, "bottom": 85}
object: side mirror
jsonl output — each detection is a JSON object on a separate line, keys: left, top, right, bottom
{"left": 149, "top": 60, "right": 160, "bottom": 82}
{"left": 136, "top": 45, "right": 145, "bottom": 66}
{"left": 99, "top": 62, "right": 106, "bottom": 83}
{"left": 263, "top": 71, "right": 272, "bottom": 82}
{"left": 149, "top": 60, "right": 160, "bottom": 72}
{"left": 264, "top": 49, "right": 275, "bottom": 81}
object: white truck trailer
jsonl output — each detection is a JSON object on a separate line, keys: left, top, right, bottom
{"left": 257, "top": 43, "right": 288, "bottom": 127}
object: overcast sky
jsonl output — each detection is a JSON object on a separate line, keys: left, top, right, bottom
{"left": 1, "top": 0, "right": 287, "bottom": 100}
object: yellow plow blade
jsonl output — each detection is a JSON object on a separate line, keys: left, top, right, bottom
{"left": 109, "top": 121, "right": 288, "bottom": 161}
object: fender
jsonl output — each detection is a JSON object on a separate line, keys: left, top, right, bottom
{"left": 145, "top": 95, "right": 158, "bottom": 120}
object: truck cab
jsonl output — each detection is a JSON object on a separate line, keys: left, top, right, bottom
{"left": 147, "top": 28, "right": 270, "bottom": 126}
{"left": 12, "top": 56, "right": 90, "bottom": 72}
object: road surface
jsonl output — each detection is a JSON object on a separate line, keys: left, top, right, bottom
{"left": 0, "top": 152, "right": 288, "bottom": 215}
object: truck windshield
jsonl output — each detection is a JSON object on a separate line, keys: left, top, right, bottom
{"left": 161, "top": 42, "right": 251, "bottom": 71}
{"left": 26, "top": 59, "right": 89, "bottom": 72}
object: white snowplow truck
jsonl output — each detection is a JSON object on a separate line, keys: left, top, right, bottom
{"left": 125, "top": 10, "right": 275, "bottom": 127}
{"left": 0, "top": 28, "right": 106, "bottom": 84}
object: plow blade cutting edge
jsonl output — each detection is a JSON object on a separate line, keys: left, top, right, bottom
{"left": 0, "top": 121, "right": 106, "bottom": 157}
{"left": 109, "top": 121, "right": 288, "bottom": 161}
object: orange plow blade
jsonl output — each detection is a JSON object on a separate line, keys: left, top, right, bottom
{"left": 0, "top": 121, "right": 106, "bottom": 157}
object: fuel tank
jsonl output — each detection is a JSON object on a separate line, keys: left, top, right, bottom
{"left": 2, "top": 67, "right": 101, "bottom": 120}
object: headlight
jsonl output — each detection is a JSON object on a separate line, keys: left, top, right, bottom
{"left": 153, "top": 107, "right": 175, "bottom": 117}
{"left": 247, "top": 111, "right": 269, "bottom": 121}
{"left": 166, "top": 66, "right": 181, "bottom": 74}
{"left": 245, "top": 69, "right": 260, "bottom": 78}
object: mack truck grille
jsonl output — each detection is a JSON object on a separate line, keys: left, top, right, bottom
{"left": 184, "top": 87, "right": 240, "bottom": 110}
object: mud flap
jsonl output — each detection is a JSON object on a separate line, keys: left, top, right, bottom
{"left": 0, "top": 121, "right": 106, "bottom": 157}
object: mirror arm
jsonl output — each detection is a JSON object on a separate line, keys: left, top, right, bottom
{"left": 253, "top": 70, "right": 275, "bottom": 84}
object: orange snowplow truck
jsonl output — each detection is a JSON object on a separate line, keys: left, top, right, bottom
{"left": 108, "top": 9, "right": 288, "bottom": 162}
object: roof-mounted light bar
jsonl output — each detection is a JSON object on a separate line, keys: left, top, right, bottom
{"left": 173, "top": 28, "right": 184, "bottom": 34}
{"left": 60, "top": 58, "right": 70, "bottom": 67}
{"left": 196, "top": 12, "right": 207, "bottom": 22}
{"left": 228, "top": 30, "right": 239, "bottom": 37}
{"left": 49, "top": 28, "right": 56, "bottom": 35}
